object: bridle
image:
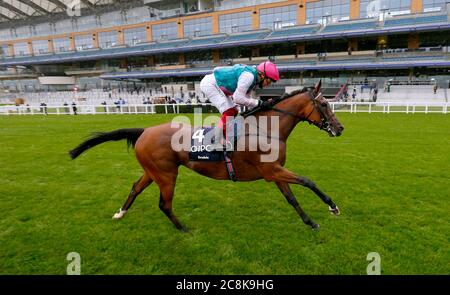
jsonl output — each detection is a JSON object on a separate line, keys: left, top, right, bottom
{"left": 270, "top": 90, "right": 332, "bottom": 132}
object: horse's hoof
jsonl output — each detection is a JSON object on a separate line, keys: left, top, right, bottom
{"left": 311, "top": 223, "right": 320, "bottom": 231}
{"left": 112, "top": 208, "right": 127, "bottom": 220}
{"left": 329, "top": 206, "right": 340, "bottom": 215}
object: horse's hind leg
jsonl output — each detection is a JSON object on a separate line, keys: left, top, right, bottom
{"left": 158, "top": 178, "right": 187, "bottom": 232}
{"left": 112, "top": 174, "right": 153, "bottom": 219}
{"left": 276, "top": 182, "right": 319, "bottom": 230}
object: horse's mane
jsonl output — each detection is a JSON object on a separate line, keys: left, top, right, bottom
{"left": 277, "top": 87, "right": 312, "bottom": 102}
{"left": 242, "top": 86, "right": 313, "bottom": 117}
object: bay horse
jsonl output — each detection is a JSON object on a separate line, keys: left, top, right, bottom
{"left": 69, "top": 81, "right": 344, "bottom": 231}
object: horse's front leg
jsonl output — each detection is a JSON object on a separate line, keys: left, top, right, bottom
{"left": 264, "top": 165, "right": 340, "bottom": 215}
{"left": 276, "top": 182, "right": 319, "bottom": 230}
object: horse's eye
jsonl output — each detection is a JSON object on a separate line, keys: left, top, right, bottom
{"left": 321, "top": 102, "right": 327, "bottom": 107}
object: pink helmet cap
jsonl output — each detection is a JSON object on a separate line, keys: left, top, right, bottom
{"left": 257, "top": 61, "right": 280, "bottom": 81}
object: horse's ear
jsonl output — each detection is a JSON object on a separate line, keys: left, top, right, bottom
{"left": 314, "top": 79, "right": 322, "bottom": 96}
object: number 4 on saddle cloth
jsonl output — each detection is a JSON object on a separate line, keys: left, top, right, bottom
{"left": 188, "top": 117, "right": 243, "bottom": 181}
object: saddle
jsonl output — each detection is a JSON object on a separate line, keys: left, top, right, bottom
{"left": 188, "top": 118, "right": 243, "bottom": 181}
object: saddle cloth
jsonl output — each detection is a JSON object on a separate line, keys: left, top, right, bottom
{"left": 188, "top": 117, "right": 243, "bottom": 161}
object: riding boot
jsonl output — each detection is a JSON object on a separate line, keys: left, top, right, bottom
{"left": 212, "top": 107, "right": 237, "bottom": 151}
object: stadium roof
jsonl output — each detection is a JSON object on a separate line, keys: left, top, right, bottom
{"left": 0, "top": 0, "right": 142, "bottom": 26}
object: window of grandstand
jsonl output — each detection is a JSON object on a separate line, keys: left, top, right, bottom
{"left": 54, "top": 19, "right": 74, "bottom": 34}
{"left": 32, "top": 40, "right": 49, "bottom": 55}
{"left": 383, "top": 0, "right": 411, "bottom": 16}
{"left": 360, "top": 0, "right": 411, "bottom": 18}
{"left": 183, "top": 0, "right": 200, "bottom": 13}
{"left": 423, "top": 0, "right": 448, "bottom": 12}
{"left": 306, "top": 0, "right": 350, "bottom": 25}
{"left": 305, "top": 39, "right": 349, "bottom": 53}
{"left": 74, "top": 34, "right": 94, "bottom": 51}
{"left": 98, "top": 31, "right": 118, "bottom": 49}
{"left": 360, "top": 0, "right": 377, "bottom": 18}
{"left": 260, "top": 5, "right": 297, "bottom": 29}
{"left": 419, "top": 31, "right": 449, "bottom": 47}
{"left": 260, "top": 42, "right": 298, "bottom": 56}
{"left": 219, "top": 11, "right": 252, "bottom": 34}
{"left": 33, "top": 23, "right": 54, "bottom": 36}
{"left": 220, "top": 46, "right": 252, "bottom": 60}
{"left": 53, "top": 38, "right": 71, "bottom": 53}
{"left": 356, "top": 36, "right": 379, "bottom": 50}
{"left": 125, "top": 7, "right": 154, "bottom": 25}
{"left": 0, "top": 29, "right": 10, "bottom": 41}
{"left": 185, "top": 51, "right": 213, "bottom": 65}
{"left": 154, "top": 53, "right": 179, "bottom": 66}
{"left": 184, "top": 17, "right": 213, "bottom": 38}
{"left": 100, "top": 11, "right": 125, "bottom": 27}
{"left": 152, "top": 22, "right": 178, "bottom": 41}
{"left": 0, "top": 44, "right": 10, "bottom": 57}
{"left": 385, "top": 34, "right": 409, "bottom": 48}
{"left": 75, "top": 15, "right": 99, "bottom": 32}
{"left": 13, "top": 42, "right": 29, "bottom": 56}
{"left": 124, "top": 27, "right": 147, "bottom": 46}
{"left": 216, "top": 0, "right": 285, "bottom": 11}
{"left": 14, "top": 26, "right": 32, "bottom": 39}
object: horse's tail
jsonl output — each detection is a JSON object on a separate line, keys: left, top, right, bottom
{"left": 69, "top": 128, "right": 145, "bottom": 159}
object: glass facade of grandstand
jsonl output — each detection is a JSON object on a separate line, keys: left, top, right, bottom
{"left": 152, "top": 22, "right": 178, "bottom": 41}
{"left": 306, "top": 0, "right": 350, "bottom": 24}
{"left": 124, "top": 27, "right": 147, "bottom": 46}
{"left": 423, "top": 0, "right": 448, "bottom": 12}
{"left": 360, "top": 0, "right": 411, "bottom": 18}
{"left": 54, "top": 19, "right": 74, "bottom": 35}
{"left": 0, "top": 44, "right": 10, "bottom": 57}
{"left": 75, "top": 15, "right": 99, "bottom": 32}
{"left": 0, "top": 0, "right": 448, "bottom": 45}
{"left": 99, "top": 11, "right": 125, "bottom": 28}
{"left": 13, "top": 42, "right": 29, "bottom": 56}
{"left": 74, "top": 34, "right": 94, "bottom": 51}
{"left": 0, "top": 0, "right": 448, "bottom": 92}
{"left": 260, "top": 5, "right": 298, "bottom": 29}
{"left": 32, "top": 40, "right": 48, "bottom": 55}
{"left": 125, "top": 7, "right": 156, "bottom": 25}
{"left": 219, "top": 12, "right": 252, "bottom": 34}
{"left": 216, "top": 0, "right": 285, "bottom": 11}
{"left": 184, "top": 17, "right": 213, "bottom": 38}
{"left": 98, "top": 31, "right": 118, "bottom": 49}
{"left": 53, "top": 38, "right": 70, "bottom": 53}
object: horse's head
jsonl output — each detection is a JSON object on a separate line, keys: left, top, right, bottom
{"left": 303, "top": 80, "right": 344, "bottom": 137}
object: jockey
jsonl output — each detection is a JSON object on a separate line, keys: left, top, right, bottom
{"left": 200, "top": 60, "right": 280, "bottom": 149}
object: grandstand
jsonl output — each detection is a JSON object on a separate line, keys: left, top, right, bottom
{"left": 0, "top": 0, "right": 449, "bottom": 108}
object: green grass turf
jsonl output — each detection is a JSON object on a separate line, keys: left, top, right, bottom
{"left": 0, "top": 113, "right": 449, "bottom": 274}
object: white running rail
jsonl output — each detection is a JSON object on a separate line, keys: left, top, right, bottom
{"left": 0, "top": 102, "right": 448, "bottom": 115}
